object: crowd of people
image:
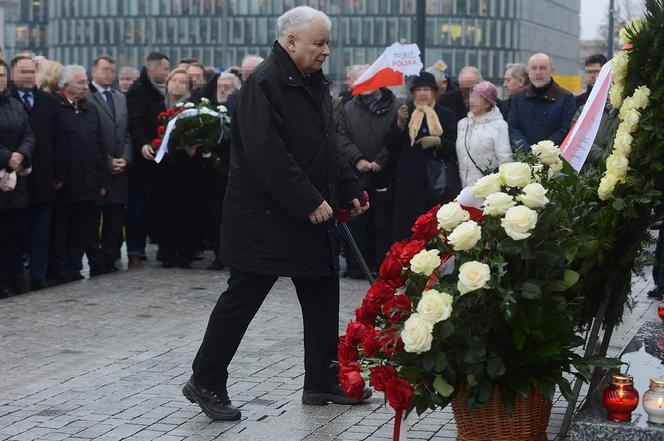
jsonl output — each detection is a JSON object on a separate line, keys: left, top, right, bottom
{"left": 0, "top": 40, "right": 612, "bottom": 298}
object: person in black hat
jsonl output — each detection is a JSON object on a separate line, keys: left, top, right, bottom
{"left": 385, "top": 71, "right": 459, "bottom": 241}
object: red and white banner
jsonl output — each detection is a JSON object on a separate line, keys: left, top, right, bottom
{"left": 352, "top": 43, "right": 423, "bottom": 95}
{"left": 560, "top": 62, "right": 613, "bottom": 171}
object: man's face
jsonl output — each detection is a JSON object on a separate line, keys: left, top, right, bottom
{"left": 584, "top": 63, "right": 602, "bottom": 88}
{"left": 119, "top": 73, "right": 137, "bottom": 93}
{"left": 147, "top": 59, "right": 170, "bottom": 84}
{"left": 503, "top": 68, "right": 526, "bottom": 97}
{"left": 241, "top": 60, "right": 261, "bottom": 80}
{"left": 286, "top": 20, "right": 331, "bottom": 75}
{"left": 216, "top": 78, "right": 236, "bottom": 103}
{"left": 0, "top": 66, "right": 7, "bottom": 93}
{"left": 91, "top": 59, "right": 116, "bottom": 88}
{"left": 64, "top": 70, "right": 89, "bottom": 101}
{"left": 459, "top": 71, "right": 480, "bottom": 92}
{"left": 186, "top": 66, "right": 206, "bottom": 88}
{"left": 12, "top": 58, "right": 37, "bottom": 90}
{"left": 528, "top": 54, "right": 553, "bottom": 88}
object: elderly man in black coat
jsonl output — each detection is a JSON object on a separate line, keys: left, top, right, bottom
{"left": 9, "top": 54, "right": 65, "bottom": 291}
{"left": 53, "top": 65, "right": 106, "bottom": 283}
{"left": 183, "top": 6, "right": 370, "bottom": 421}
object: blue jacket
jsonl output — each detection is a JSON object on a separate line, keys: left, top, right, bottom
{"left": 508, "top": 80, "right": 576, "bottom": 151}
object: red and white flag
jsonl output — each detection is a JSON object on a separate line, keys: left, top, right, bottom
{"left": 560, "top": 62, "right": 613, "bottom": 171}
{"left": 352, "top": 42, "right": 423, "bottom": 95}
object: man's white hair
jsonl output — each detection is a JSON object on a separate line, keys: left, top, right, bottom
{"left": 241, "top": 55, "right": 264, "bottom": 69}
{"left": 277, "top": 6, "right": 331, "bottom": 42}
{"left": 119, "top": 66, "right": 139, "bottom": 77}
{"left": 459, "top": 66, "right": 482, "bottom": 81}
{"left": 218, "top": 72, "right": 241, "bottom": 91}
{"left": 58, "top": 64, "right": 86, "bottom": 88}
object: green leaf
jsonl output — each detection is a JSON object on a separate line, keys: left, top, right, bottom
{"left": 422, "top": 351, "right": 436, "bottom": 372}
{"left": 520, "top": 281, "right": 542, "bottom": 299}
{"left": 549, "top": 270, "right": 580, "bottom": 292}
{"left": 433, "top": 375, "right": 455, "bottom": 397}
{"left": 476, "top": 380, "right": 494, "bottom": 403}
{"left": 486, "top": 356, "right": 506, "bottom": 379}
{"left": 463, "top": 337, "right": 486, "bottom": 364}
{"left": 437, "top": 321, "right": 455, "bottom": 340}
{"left": 509, "top": 376, "right": 531, "bottom": 397}
{"left": 535, "top": 377, "right": 556, "bottom": 401}
{"left": 557, "top": 377, "right": 575, "bottom": 402}
{"left": 466, "top": 374, "right": 478, "bottom": 388}
{"left": 434, "top": 352, "right": 448, "bottom": 372}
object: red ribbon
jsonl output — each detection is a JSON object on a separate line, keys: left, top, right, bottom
{"left": 393, "top": 409, "right": 403, "bottom": 441}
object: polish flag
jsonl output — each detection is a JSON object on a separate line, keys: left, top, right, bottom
{"left": 352, "top": 43, "right": 423, "bottom": 95}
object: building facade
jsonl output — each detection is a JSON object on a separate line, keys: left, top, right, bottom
{"left": 4, "top": 0, "right": 580, "bottom": 86}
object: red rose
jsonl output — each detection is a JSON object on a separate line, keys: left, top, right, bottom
{"left": 382, "top": 294, "right": 412, "bottom": 324}
{"left": 337, "top": 337, "right": 359, "bottom": 366}
{"left": 157, "top": 125, "right": 166, "bottom": 136}
{"left": 399, "top": 240, "right": 425, "bottom": 264}
{"left": 411, "top": 209, "right": 439, "bottom": 241}
{"left": 355, "top": 305, "right": 377, "bottom": 326}
{"left": 385, "top": 377, "right": 414, "bottom": 412}
{"left": 166, "top": 108, "right": 176, "bottom": 116}
{"left": 339, "top": 364, "right": 365, "bottom": 400}
{"left": 150, "top": 138, "right": 162, "bottom": 149}
{"left": 369, "top": 365, "right": 397, "bottom": 392}
{"left": 345, "top": 321, "right": 366, "bottom": 346}
{"left": 365, "top": 279, "right": 395, "bottom": 305}
{"left": 361, "top": 326, "right": 380, "bottom": 357}
{"left": 379, "top": 252, "right": 403, "bottom": 281}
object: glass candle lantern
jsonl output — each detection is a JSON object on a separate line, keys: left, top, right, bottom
{"left": 643, "top": 378, "right": 664, "bottom": 424}
{"left": 602, "top": 374, "right": 640, "bottom": 422}
{"left": 658, "top": 301, "right": 664, "bottom": 323}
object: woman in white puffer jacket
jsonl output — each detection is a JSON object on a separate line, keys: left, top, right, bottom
{"left": 456, "top": 81, "right": 513, "bottom": 188}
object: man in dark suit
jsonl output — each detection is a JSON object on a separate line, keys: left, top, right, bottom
{"left": 85, "top": 55, "right": 132, "bottom": 275}
{"left": 182, "top": 6, "right": 370, "bottom": 421}
{"left": 126, "top": 52, "right": 170, "bottom": 268}
{"left": 9, "top": 54, "right": 65, "bottom": 291}
{"left": 54, "top": 65, "right": 107, "bottom": 283}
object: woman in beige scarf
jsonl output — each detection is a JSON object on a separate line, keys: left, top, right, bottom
{"left": 385, "top": 71, "right": 460, "bottom": 241}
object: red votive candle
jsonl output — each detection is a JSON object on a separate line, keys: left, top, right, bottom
{"left": 602, "top": 374, "right": 639, "bottom": 422}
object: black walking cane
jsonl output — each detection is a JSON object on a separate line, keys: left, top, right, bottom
{"left": 337, "top": 192, "right": 375, "bottom": 285}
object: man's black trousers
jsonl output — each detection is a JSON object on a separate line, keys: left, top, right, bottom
{"left": 192, "top": 269, "right": 340, "bottom": 393}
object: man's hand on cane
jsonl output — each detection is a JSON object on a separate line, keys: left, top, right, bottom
{"left": 349, "top": 197, "right": 369, "bottom": 217}
{"left": 309, "top": 200, "right": 334, "bottom": 224}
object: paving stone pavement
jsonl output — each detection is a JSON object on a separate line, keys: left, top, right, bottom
{"left": 0, "top": 246, "right": 660, "bottom": 441}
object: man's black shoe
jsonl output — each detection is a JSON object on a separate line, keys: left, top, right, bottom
{"left": 182, "top": 377, "right": 241, "bottom": 420}
{"left": 647, "top": 286, "right": 664, "bottom": 301}
{"left": 30, "top": 279, "right": 48, "bottom": 291}
{"left": 0, "top": 287, "right": 11, "bottom": 299}
{"left": 206, "top": 260, "right": 225, "bottom": 271}
{"left": 302, "top": 383, "right": 372, "bottom": 405}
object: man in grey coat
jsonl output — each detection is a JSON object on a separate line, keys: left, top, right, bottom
{"left": 85, "top": 55, "right": 132, "bottom": 275}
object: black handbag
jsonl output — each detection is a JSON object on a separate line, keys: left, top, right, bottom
{"left": 425, "top": 156, "right": 461, "bottom": 203}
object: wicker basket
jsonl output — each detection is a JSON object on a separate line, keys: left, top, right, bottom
{"left": 450, "top": 386, "right": 552, "bottom": 441}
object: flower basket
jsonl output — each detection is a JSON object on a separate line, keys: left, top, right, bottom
{"left": 451, "top": 386, "right": 551, "bottom": 441}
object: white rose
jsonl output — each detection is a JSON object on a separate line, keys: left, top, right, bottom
{"left": 612, "top": 51, "right": 629, "bottom": 82}
{"left": 499, "top": 162, "right": 532, "bottom": 188}
{"left": 531, "top": 140, "right": 560, "bottom": 166}
{"left": 613, "top": 128, "right": 633, "bottom": 156}
{"left": 631, "top": 85, "right": 650, "bottom": 109}
{"left": 175, "top": 102, "right": 184, "bottom": 108}
{"left": 598, "top": 173, "right": 619, "bottom": 200}
{"left": 401, "top": 314, "right": 434, "bottom": 354}
{"left": 447, "top": 220, "right": 482, "bottom": 251}
{"left": 532, "top": 163, "right": 544, "bottom": 182}
{"left": 184, "top": 102, "right": 195, "bottom": 108}
{"left": 621, "top": 108, "right": 641, "bottom": 133}
{"left": 410, "top": 249, "right": 441, "bottom": 276}
{"left": 472, "top": 173, "right": 502, "bottom": 198}
{"left": 609, "top": 84, "right": 624, "bottom": 108}
{"left": 606, "top": 152, "right": 629, "bottom": 180}
{"left": 517, "top": 183, "right": 549, "bottom": 209}
{"left": 416, "top": 289, "right": 454, "bottom": 324}
{"left": 501, "top": 205, "right": 538, "bottom": 241}
{"left": 457, "top": 261, "right": 491, "bottom": 295}
{"left": 547, "top": 158, "right": 563, "bottom": 178}
{"left": 217, "top": 104, "right": 228, "bottom": 113}
{"left": 483, "top": 192, "right": 516, "bottom": 217}
{"left": 437, "top": 202, "right": 470, "bottom": 232}
{"left": 200, "top": 97, "right": 210, "bottom": 104}
{"left": 199, "top": 107, "right": 210, "bottom": 115}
